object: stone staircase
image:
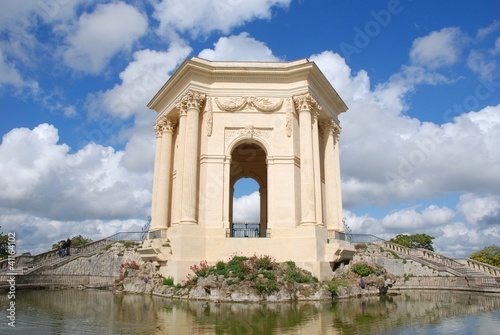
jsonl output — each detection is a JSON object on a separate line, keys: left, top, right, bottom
{"left": 0, "top": 232, "right": 142, "bottom": 276}
{"left": 376, "top": 240, "right": 500, "bottom": 288}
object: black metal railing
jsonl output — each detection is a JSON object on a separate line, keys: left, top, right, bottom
{"left": 228, "top": 223, "right": 260, "bottom": 238}
{"left": 0, "top": 231, "right": 142, "bottom": 274}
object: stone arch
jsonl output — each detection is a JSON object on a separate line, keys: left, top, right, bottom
{"left": 229, "top": 140, "right": 268, "bottom": 237}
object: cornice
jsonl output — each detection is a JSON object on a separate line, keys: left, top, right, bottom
{"left": 148, "top": 57, "right": 348, "bottom": 121}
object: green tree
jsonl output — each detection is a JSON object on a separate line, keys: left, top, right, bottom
{"left": 470, "top": 245, "right": 500, "bottom": 267}
{"left": 0, "top": 227, "right": 9, "bottom": 259}
{"left": 389, "top": 233, "right": 435, "bottom": 251}
{"left": 52, "top": 235, "right": 93, "bottom": 249}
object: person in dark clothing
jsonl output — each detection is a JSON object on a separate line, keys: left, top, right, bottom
{"left": 65, "top": 237, "right": 72, "bottom": 256}
{"left": 359, "top": 277, "right": 366, "bottom": 289}
{"left": 57, "top": 240, "right": 65, "bottom": 257}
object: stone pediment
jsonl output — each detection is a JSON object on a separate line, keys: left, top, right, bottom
{"left": 215, "top": 96, "right": 283, "bottom": 112}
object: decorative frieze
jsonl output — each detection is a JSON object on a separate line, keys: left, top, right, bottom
{"left": 286, "top": 98, "right": 293, "bottom": 137}
{"left": 215, "top": 96, "right": 283, "bottom": 112}
{"left": 205, "top": 98, "right": 213, "bottom": 137}
{"left": 225, "top": 126, "right": 273, "bottom": 143}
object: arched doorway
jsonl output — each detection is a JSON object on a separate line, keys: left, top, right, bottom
{"left": 230, "top": 142, "right": 267, "bottom": 237}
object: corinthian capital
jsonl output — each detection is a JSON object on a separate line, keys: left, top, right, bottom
{"left": 176, "top": 89, "right": 206, "bottom": 114}
{"left": 163, "top": 117, "right": 178, "bottom": 134}
{"left": 293, "top": 93, "right": 321, "bottom": 112}
{"left": 320, "top": 119, "right": 342, "bottom": 144}
{"left": 153, "top": 120, "right": 164, "bottom": 137}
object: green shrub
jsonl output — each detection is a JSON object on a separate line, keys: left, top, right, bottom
{"left": 351, "top": 263, "right": 383, "bottom": 277}
{"left": 101, "top": 244, "right": 112, "bottom": 251}
{"left": 325, "top": 279, "right": 348, "bottom": 295}
{"left": 122, "top": 241, "right": 137, "bottom": 248}
{"left": 388, "top": 250, "right": 400, "bottom": 259}
{"left": 163, "top": 277, "right": 174, "bottom": 286}
{"left": 283, "top": 267, "right": 312, "bottom": 283}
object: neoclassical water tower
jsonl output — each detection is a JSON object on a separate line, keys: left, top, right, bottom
{"left": 139, "top": 57, "right": 355, "bottom": 282}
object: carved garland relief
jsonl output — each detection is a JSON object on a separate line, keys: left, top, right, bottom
{"left": 215, "top": 96, "right": 283, "bottom": 112}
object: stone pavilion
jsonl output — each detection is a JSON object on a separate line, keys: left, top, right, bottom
{"left": 139, "top": 57, "right": 355, "bottom": 282}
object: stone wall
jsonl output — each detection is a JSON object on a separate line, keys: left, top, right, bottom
{"left": 43, "top": 242, "right": 143, "bottom": 277}
{"left": 352, "top": 244, "right": 442, "bottom": 277}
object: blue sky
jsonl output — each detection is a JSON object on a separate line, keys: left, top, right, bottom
{"left": 0, "top": 0, "right": 499, "bottom": 257}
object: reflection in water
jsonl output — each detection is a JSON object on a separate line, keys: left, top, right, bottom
{"left": 0, "top": 289, "right": 499, "bottom": 334}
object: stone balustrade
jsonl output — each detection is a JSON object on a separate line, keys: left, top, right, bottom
{"left": 456, "top": 258, "right": 500, "bottom": 277}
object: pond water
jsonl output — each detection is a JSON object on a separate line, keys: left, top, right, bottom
{"left": 1, "top": 289, "right": 500, "bottom": 334}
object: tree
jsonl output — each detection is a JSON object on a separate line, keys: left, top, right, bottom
{"left": 52, "top": 235, "right": 93, "bottom": 249}
{"left": 0, "top": 227, "right": 9, "bottom": 259}
{"left": 470, "top": 245, "right": 500, "bottom": 267}
{"left": 389, "top": 233, "right": 435, "bottom": 251}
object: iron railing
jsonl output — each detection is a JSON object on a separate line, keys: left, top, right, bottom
{"left": 0, "top": 231, "right": 142, "bottom": 274}
{"left": 228, "top": 223, "right": 261, "bottom": 237}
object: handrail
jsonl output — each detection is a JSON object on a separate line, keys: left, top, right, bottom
{"left": 455, "top": 258, "right": 500, "bottom": 277}
{"left": 0, "top": 231, "right": 142, "bottom": 274}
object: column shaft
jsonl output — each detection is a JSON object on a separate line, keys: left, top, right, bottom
{"left": 156, "top": 119, "right": 176, "bottom": 229}
{"left": 323, "top": 120, "right": 342, "bottom": 230}
{"left": 172, "top": 112, "right": 187, "bottom": 225}
{"left": 150, "top": 123, "right": 163, "bottom": 230}
{"left": 179, "top": 90, "right": 205, "bottom": 224}
{"left": 299, "top": 108, "right": 316, "bottom": 224}
{"left": 312, "top": 113, "right": 323, "bottom": 225}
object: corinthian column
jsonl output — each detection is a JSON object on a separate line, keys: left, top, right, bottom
{"left": 321, "top": 119, "right": 342, "bottom": 230}
{"left": 156, "top": 117, "right": 177, "bottom": 229}
{"left": 150, "top": 120, "right": 164, "bottom": 230}
{"left": 294, "top": 93, "right": 319, "bottom": 225}
{"left": 177, "top": 90, "right": 205, "bottom": 224}
{"left": 312, "top": 111, "right": 323, "bottom": 226}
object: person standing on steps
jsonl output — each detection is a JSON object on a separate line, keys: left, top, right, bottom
{"left": 65, "top": 237, "right": 72, "bottom": 256}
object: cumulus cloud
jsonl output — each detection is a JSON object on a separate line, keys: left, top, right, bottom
{"left": 233, "top": 192, "right": 260, "bottom": 222}
{"left": 410, "top": 27, "right": 468, "bottom": 69}
{"left": 310, "top": 50, "right": 500, "bottom": 208}
{"left": 346, "top": 207, "right": 498, "bottom": 258}
{"left": 457, "top": 193, "right": 500, "bottom": 226}
{"left": 476, "top": 20, "right": 500, "bottom": 40}
{"left": 0, "top": 210, "right": 144, "bottom": 254}
{"left": 88, "top": 43, "right": 192, "bottom": 119}
{"left": 0, "top": 124, "right": 152, "bottom": 222}
{"left": 0, "top": 49, "right": 25, "bottom": 87}
{"left": 198, "top": 32, "right": 280, "bottom": 61}
{"left": 152, "top": 0, "right": 290, "bottom": 37}
{"left": 466, "top": 49, "right": 496, "bottom": 79}
{"left": 62, "top": 3, "right": 148, "bottom": 74}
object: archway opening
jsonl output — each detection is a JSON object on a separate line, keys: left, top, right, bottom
{"left": 232, "top": 178, "right": 260, "bottom": 237}
{"left": 230, "top": 142, "right": 267, "bottom": 237}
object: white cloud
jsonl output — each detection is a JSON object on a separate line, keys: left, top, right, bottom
{"left": 0, "top": 210, "right": 145, "bottom": 254}
{"left": 467, "top": 49, "right": 496, "bottom": 79}
{"left": 0, "top": 124, "right": 152, "bottom": 222}
{"left": 410, "top": 27, "right": 468, "bottom": 69}
{"left": 346, "top": 207, "right": 498, "bottom": 258}
{"left": 233, "top": 192, "right": 260, "bottom": 222}
{"left": 152, "top": 0, "right": 290, "bottom": 37}
{"left": 89, "top": 43, "right": 192, "bottom": 119}
{"left": 310, "top": 50, "right": 500, "bottom": 208}
{"left": 0, "top": 49, "right": 25, "bottom": 87}
{"left": 476, "top": 20, "right": 500, "bottom": 40}
{"left": 457, "top": 193, "right": 500, "bottom": 226}
{"left": 62, "top": 3, "right": 148, "bottom": 74}
{"left": 198, "top": 32, "right": 280, "bottom": 61}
